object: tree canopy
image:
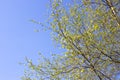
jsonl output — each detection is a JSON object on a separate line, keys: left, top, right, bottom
{"left": 22, "top": 0, "right": 120, "bottom": 80}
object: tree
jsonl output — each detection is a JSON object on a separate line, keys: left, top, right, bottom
{"left": 22, "top": 0, "right": 120, "bottom": 80}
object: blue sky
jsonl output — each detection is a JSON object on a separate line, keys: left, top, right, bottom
{"left": 0, "top": 0, "right": 62, "bottom": 80}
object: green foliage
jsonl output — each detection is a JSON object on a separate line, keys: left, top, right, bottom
{"left": 22, "top": 0, "right": 120, "bottom": 80}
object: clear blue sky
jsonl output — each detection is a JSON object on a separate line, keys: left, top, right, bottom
{"left": 0, "top": 0, "right": 62, "bottom": 80}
